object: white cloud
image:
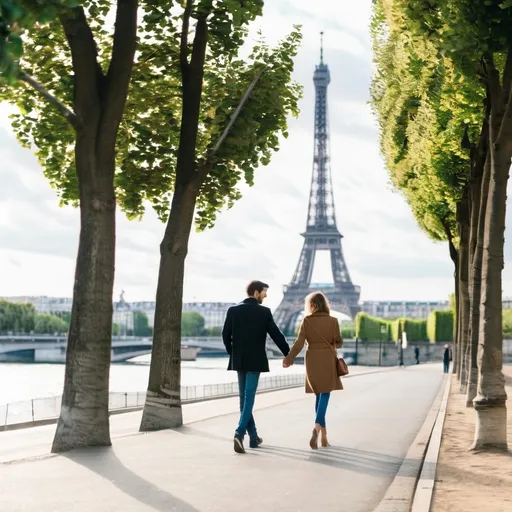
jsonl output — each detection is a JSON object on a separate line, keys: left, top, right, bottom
{"left": 1, "top": 0, "right": 509, "bottom": 314}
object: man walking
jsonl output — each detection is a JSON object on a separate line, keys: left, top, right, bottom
{"left": 414, "top": 345, "right": 420, "bottom": 365}
{"left": 443, "top": 344, "right": 451, "bottom": 373}
{"left": 222, "top": 280, "right": 290, "bottom": 454}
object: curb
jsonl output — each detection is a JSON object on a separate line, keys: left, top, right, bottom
{"left": 411, "top": 373, "right": 452, "bottom": 512}
{"left": 373, "top": 371, "right": 451, "bottom": 512}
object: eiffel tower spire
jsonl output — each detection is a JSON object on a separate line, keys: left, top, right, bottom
{"left": 274, "top": 34, "right": 361, "bottom": 334}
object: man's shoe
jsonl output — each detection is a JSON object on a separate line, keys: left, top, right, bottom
{"left": 249, "top": 436, "right": 263, "bottom": 449}
{"left": 234, "top": 434, "right": 245, "bottom": 454}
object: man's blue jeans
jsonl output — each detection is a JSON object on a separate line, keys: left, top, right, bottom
{"left": 315, "top": 392, "right": 331, "bottom": 427}
{"left": 236, "top": 371, "right": 260, "bottom": 439}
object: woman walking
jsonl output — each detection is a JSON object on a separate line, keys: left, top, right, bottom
{"left": 283, "top": 292, "right": 343, "bottom": 449}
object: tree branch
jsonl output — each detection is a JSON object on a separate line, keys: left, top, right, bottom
{"left": 211, "top": 68, "right": 264, "bottom": 157}
{"left": 483, "top": 51, "right": 502, "bottom": 108}
{"left": 189, "top": 13, "right": 208, "bottom": 76}
{"left": 19, "top": 71, "right": 80, "bottom": 129}
{"left": 59, "top": 8, "right": 104, "bottom": 117}
{"left": 441, "top": 216, "right": 458, "bottom": 265}
{"left": 496, "top": 45, "right": 512, "bottom": 148}
{"left": 473, "top": 87, "right": 490, "bottom": 179}
{"left": 502, "top": 41, "right": 512, "bottom": 104}
{"left": 197, "top": 67, "right": 265, "bottom": 185}
{"left": 175, "top": 12, "right": 209, "bottom": 185}
{"left": 101, "top": 0, "right": 138, "bottom": 140}
{"left": 180, "top": 0, "right": 193, "bottom": 81}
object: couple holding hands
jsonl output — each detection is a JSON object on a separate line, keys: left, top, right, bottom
{"left": 222, "top": 280, "right": 343, "bottom": 454}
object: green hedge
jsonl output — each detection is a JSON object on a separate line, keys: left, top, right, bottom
{"left": 356, "top": 313, "right": 428, "bottom": 342}
{"left": 355, "top": 313, "right": 392, "bottom": 341}
{"left": 427, "top": 310, "right": 454, "bottom": 342}
{"left": 502, "top": 310, "right": 512, "bottom": 338}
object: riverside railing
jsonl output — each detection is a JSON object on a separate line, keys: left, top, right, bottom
{"left": 1, "top": 372, "right": 304, "bottom": 430}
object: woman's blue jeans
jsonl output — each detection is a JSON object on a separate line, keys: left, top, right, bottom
{"left": 315, "top": 392, "right": 331, "bottom": 427}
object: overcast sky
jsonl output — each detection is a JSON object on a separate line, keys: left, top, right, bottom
{"left": 2, "top": 0, "right": 512, "bottom": 311}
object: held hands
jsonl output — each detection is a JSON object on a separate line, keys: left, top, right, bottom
{"left": 282, "top": 358, "right": 291, "bottom": 368}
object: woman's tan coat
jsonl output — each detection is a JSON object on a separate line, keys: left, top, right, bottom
{"left": 284, "top": 312, "right": 343, "bottom": 394}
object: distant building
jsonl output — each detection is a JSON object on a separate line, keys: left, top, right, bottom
{"left": 360, "top": 300, "right": 450, "bottom": 319}
{"left": 183, "top": 302, "right": 236, "bottom": 329}
{"left": 0, "top": 296, "right": 73, "bottom": 313}
{"left": 2, "top": 295, "right": 463, "bottom": 325}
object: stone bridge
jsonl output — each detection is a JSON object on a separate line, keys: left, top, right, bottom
{"left": 0, "top": 336, "right": 286, "bottom": 363}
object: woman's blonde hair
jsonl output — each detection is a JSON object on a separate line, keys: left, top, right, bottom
{"left": 305, "top": 291, "right": 330, "bottom": 315}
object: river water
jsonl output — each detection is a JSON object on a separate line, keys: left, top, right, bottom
{"left": 0, "top": 355, "right": 305, "bottom": 406}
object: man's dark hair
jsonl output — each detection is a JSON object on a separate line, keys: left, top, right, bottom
{"left": 246, "top": 280, "right": 269, "bottom": 296}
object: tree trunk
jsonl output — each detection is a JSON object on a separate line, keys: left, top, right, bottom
{"left": 467, "top": 157, "right": 490, "bottom": 406}
{"left": 51, "top": 1, "right": 138, "bottom": 453}
{"left": 457, "top": 194, "right": 470, "bottom": 389}
{"left": 445, "top": 223, "right": 459, "bottom": 375}
{"left": 139, "top": 179, "right": 200, "bottom": 431}
{"left": 52, "top": 130, "right": 116, "bottom": 452}
{"left": 472, "top": 129, "right": 509, "bottom": 450}
{"left": 140, "top": 10, "right": 209, "bottom": 431}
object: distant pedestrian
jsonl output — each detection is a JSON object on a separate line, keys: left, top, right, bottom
{"left": 414, "top": 346, "right": 420, "bottom": 365}
{"left": 443, "top": 344, "right": 451, "bottom": 373}
{"left": 282, "top": 292, "right": 343, "bottom": 449}
{"left": 222, "top": 280, "right": 290, "bottom": 454}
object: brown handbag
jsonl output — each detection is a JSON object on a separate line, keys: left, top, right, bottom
{"left": 304, "top": 317, "right": 349, "bottom": 377}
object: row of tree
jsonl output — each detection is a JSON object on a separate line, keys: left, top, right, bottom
{"left": 371, "top": 0, "right": 510, "bottom": 450}
{"left": 1, "top": 1, "right": 302, "bottom": 452}
{"left": 0, "top": 300, "right": 211, "bottom": 337}
{"left": 0, "top": 301, "right": 68, "bottom": 333}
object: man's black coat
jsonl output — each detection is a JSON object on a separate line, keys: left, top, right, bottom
{"left": 222, "top": 298, "right": 290, "bottom": 372}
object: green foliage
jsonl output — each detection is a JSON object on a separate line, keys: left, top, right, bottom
{"left": 133, "top": 311, "right": 152, "bottom": 337}
{"left": 502, "top": 310, "right": 512, "bottom": 338}
{"left": 341, "top": 323, "right": 355, "bottom": 339}
{"left": 427, "top": 310, "right": 454, "bottom": 342}
{"left": 205, "top": 326, "right": 222, "bottom": 336}
{"left": 0, "top": 0, "right": 83, "bottom": 79}
{"left": 355, "top": 313, "right": 392, "bottom": 342}
{"left": 0, "top": 300, "right": 35, "bottom": 332}
{"left": 370, "top": 0, "right": 486, "bottom": 247}
{"left": 401, "top": 318, "right": 428, "bottom": 342}
{"left": 181, "top": 312, "right": 206, "bottom": 337}
{"left": 2, "top": 2, "right": 302, "bottom": 233}
{"left": 356, "top": 312, "right": 428, "bottom": 342}
{"left": 0, "top": 300, "right": 70, "bottom": 333}
{"left": 34, "top": 313, "right": 68, "bottom": 334}
{"left": 53, "top": 310, "right": 71, "bottom": 327}
{"left": 112, "top": 322, "right": 120, "bottom": 336}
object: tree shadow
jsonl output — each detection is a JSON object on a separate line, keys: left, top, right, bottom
{"left": 64, "top": 447, "right": 200, "bottom": 512}
{"left": 176, "top": 425, "right": 405, "bottom": 478}
{"left": 253, "top": 444, "right": 404, "bottom": 477}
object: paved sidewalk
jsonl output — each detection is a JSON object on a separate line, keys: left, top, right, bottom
{"left": 432, "top": 366, "right": 512, "bottom": 512}
{"left": 0, "top": 365, "right": 444, "bottom": 512}
{"left": 0, "top": 365, "right": 384, "bottom": 464}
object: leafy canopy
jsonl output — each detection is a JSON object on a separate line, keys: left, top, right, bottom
{"left": 2, "top": 0, "right": 302, "bottom": 231}
{"left": 371, "top": 0, "right": 485, "bottom": 244}
{"left": 0, "top": 0, "right": 82, "bottom": 78}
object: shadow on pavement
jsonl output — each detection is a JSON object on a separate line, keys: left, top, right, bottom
{"left": 64, "top": 447, "right": 200, "bottom": 512}
{"left": 177, "top": 425, "right": 404, "bottom": 478}
{"left": 255, "top": 444, "right": 403, "bottom": 477}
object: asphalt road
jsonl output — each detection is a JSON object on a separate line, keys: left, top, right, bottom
{"left": 0, "top": 364, "right": 444, "bottom": 512}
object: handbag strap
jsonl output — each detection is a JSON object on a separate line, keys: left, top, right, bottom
{"left": 304, "top": 317, "right": 338, "bottom": 358}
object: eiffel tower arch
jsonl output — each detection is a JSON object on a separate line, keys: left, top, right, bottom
{"left": 274, "top": 34, "right": 361, "bottom": 335}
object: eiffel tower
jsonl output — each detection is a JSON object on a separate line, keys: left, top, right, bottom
{"left": 274, "top": 33, "right": 361, "bottom": 335}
